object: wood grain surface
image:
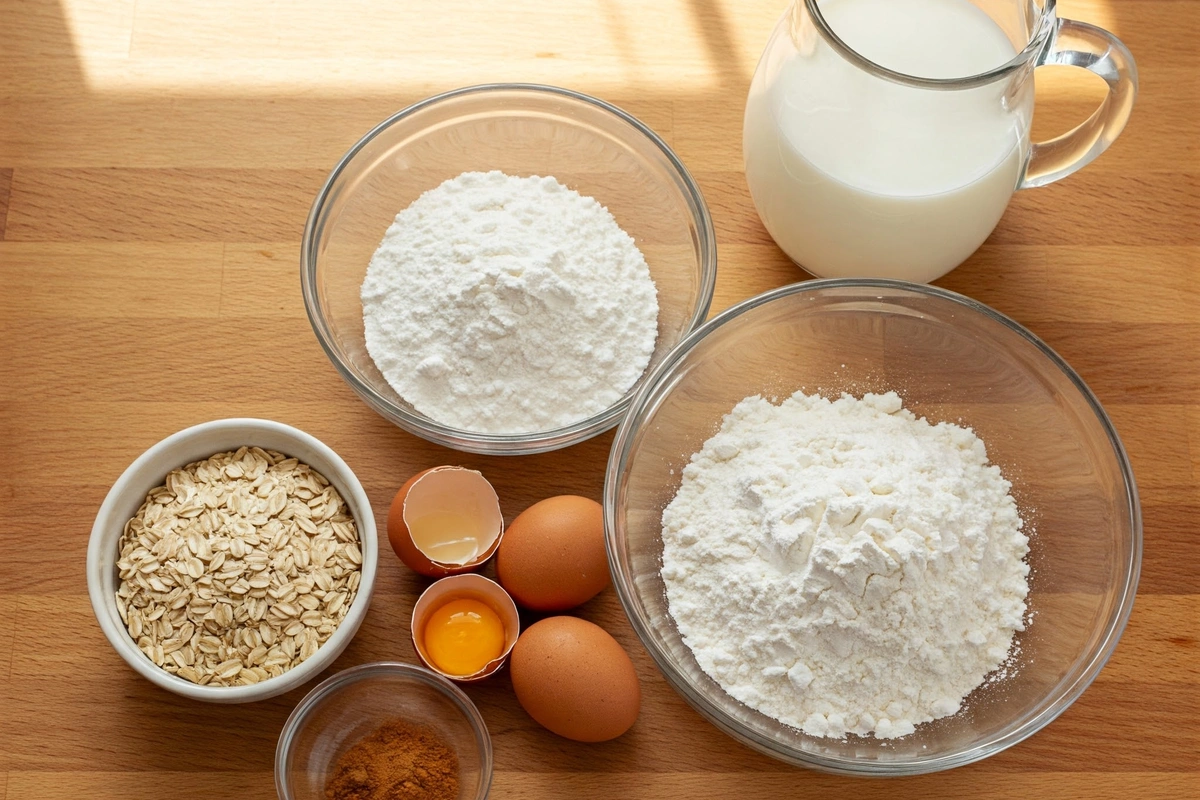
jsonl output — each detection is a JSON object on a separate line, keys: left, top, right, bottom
{"left": 2, "top": 0, "right": 1197, "bottom": 798}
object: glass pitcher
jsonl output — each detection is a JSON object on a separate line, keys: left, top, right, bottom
{"left": 743, "top": 0, "right": 1137, "bottom": 282}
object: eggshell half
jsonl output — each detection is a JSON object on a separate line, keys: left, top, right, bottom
{"left": 387, "top": 466, "right": 503, "bottom": 577}
{"left": 510, "top": 616, "right": 641, "bottom": 742}
{"left": 411, "top": 574, "right": 521, "bottom": 682}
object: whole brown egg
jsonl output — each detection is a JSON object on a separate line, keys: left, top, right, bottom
{"left": 509, "top": 616, "right": 640, "bottom": 742}
{"left": 495, "top": 495, "right": 609, "bottom": 611}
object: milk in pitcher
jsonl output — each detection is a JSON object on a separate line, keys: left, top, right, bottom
{"left": 743, "top": 0, "right": 1033, "bottom": 281}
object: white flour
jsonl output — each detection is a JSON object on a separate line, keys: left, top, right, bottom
{"left": 661, "top": 391, "right": 1029, "bottom": 739}
{"left": 361, "top": 170, "right": 659, "bottom": 434}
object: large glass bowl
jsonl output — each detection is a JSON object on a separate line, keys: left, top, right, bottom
{"left": 275, "top": 662, "right": 492, "bottom": 799}
{"left": 604, "top": 279, "right": 1141, "bottom": 775}
{"left": 302, "top": 84, "right": 716, "bottom": 455}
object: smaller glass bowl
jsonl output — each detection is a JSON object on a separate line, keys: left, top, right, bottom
{"left": 275, "top": 662, "right": 492, "bottom": 800}
{"left": 301, "top": 83, "right": 716, "bottom": 455}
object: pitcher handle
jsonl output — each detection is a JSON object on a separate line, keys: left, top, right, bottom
{"left": 1020, "top": 18, "right": 1138, "bottom": 189}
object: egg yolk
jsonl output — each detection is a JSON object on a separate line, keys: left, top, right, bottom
{"left": 422, "top": 598, "right": 506, "bottom": 676}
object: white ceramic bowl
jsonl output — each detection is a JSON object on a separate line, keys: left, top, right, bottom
{"left": 87, "top": 418, "right": 378, "bottom": 703}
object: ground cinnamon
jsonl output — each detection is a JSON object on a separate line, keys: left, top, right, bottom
{"left": 324, "top": 718, "right": 460, "bottom": 800}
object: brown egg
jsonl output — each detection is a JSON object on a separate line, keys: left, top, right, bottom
{"left": 387, "top": 466, "right": 504, "bottom": 577}
{"left": 495, "top": 495, "right": 609, "bottom": 611}
{"left": 510, "top": 616, "right": 640, "bottom": 743}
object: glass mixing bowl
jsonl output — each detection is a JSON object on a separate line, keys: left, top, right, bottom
{"left": 302, "top": 84, "right": 716, "bottom": 455}
{"left": 275, "top": 662, "right": 492, "bottom": 799}
{"left": 604, "top": 279, "right": 1141, "bottom": 775}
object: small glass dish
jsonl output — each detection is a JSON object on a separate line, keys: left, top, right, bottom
{"left": 605, "top": 279, "right": 1141, "bottom": 775}
{"left": 301, "top": 83, "right": 716, "bottom": 455}
{"left": 275, "top": 662, "right": 492, "bottom": 799}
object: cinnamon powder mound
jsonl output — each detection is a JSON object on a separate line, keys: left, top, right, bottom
{"left": 324, "top": 719, "right": 460, "bottom": 800}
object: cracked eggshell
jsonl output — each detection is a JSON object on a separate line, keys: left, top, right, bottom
{"left": 386, "top": 466, "right": 504, "bottom": 577}
{"left": 411, "top": 574, "right": 521, "bottom": 682}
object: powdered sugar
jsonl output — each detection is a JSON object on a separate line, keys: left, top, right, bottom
{"left": 661, "top": 390, "right": 1029, "bottom": 739}
{"left": 361, "top": 170, "right": 659, "bottom": 434}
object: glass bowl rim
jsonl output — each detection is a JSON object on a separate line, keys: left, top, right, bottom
{"left": 300, "top": 82, "right": 718, "bottom": 455}
{"left": 274, "top": 660, "right": 494, "bottom": 798}
{"left": 603, "top": 277, "right": 1143, "bottom": 775}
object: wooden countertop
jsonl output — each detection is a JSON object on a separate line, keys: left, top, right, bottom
{"left": 2, "top": 1, "right": 1196, "bottom": 798}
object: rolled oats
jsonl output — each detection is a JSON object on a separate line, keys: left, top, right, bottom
{"left": 115, "top": 447, "right": 362, "bottom": 687}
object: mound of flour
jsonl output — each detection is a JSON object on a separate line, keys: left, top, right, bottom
{"left": 661, "top": 391, "right": 1029, "bottom": 739}
{"left": 361, "top": 170, "right": 658, "bottom": 434}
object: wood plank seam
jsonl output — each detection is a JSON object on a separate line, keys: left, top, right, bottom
{"left": 0, "top": 169, "right": 12, "bottom": 241}
{"left": 7, "top": 597, "right": 20, "bottom": 685}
